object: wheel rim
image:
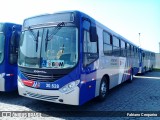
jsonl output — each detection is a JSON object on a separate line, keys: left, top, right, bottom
{"left": 101, "top": 81, "right": 107, "bottom": 97}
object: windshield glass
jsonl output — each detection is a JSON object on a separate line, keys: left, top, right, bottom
{"left": 18, "top": 26, "right": 78, "bottom": 69}
{"left": 0, "top": 33, "right": 5, "bottom": 64}
{"left": 18, "top": 29, "right": 42, "bottom": 68}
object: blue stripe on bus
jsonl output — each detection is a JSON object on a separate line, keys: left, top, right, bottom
{"left": 79, "top": 80, "right": 96, "bottom": 105}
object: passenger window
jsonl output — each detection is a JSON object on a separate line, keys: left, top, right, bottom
{"left": 121, "top": 40, "right": 126, "bottom": 57}
{"left": 103, "top": 31, "right": 112, "bottom": 56}
{"left": 113, "top": 36, "right": 120, "bottom": 56}
{"left": 127, "top": 43, "right": 131, "bottom": 57}
{"left": 130, "top": 45, "right": 134, "bottom": 57}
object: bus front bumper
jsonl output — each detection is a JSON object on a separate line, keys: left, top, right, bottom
{"left": 18, "top": 80, "right": 80, "bottom": 105}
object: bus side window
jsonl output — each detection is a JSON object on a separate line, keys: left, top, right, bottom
{"left": 103, "top": 31, "right": 112, "bottom": 56}
{"left": 135, "top": 47, "right": 137, "bottom": 58}
{"left": 127, "top": 43, "right": 131, "bottom": 57}
{"left": 112, "top": 36, "right": 120, "bottom": 56}
{"left": 143, "top": 52, "right": 145, "bottom": 60}
{"left": 136, "top": 48, "right": 139, "bottom": 58}
{"left": 131, "top": 45, "right": 133, "bottom": 57}
{"left": 121, "top": 40, "right": 126, "bottom": 57}
{"left": 130, "top": 45, "right": 134, "bottom": 57}
{"left": 10, "top": 26, "right": 20, "bottom": 64}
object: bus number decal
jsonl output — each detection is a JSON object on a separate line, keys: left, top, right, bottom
{"left": 46, "top": 83, "right": 59, "bottom": 89}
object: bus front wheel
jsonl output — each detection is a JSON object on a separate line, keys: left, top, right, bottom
{"left": 98, "top": 77, "right": 109, "bottom": 101}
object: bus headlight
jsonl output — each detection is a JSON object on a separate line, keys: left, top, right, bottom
{"left": 59, "top": 80, "right": 80, "bottom": 94}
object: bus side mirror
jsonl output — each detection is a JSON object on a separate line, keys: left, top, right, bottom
{"left": 90, "top": 26, "right": 98, "bottom": 42}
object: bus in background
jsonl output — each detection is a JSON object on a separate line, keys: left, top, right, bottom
{"left": 0, "top": 23, "right": 21, "bottom": 92}
{"left": 18, "top": 11, "right": 150, "bottom": 105}
{"left": 139, "top": 49, "right": 155, "bottom": 74}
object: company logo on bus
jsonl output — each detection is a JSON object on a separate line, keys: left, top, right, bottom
{"left": 32, "top": 81, "right": 40, "bottom": 88}
{"left": 33, "top": 70, "right": 47, "bottom": 74}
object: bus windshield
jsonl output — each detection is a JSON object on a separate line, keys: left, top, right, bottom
{"left": 0, "top": 33, "right": 5, "bottom": 64}
{"left": 18, "top": 26, "right": 78, "bottom": 69}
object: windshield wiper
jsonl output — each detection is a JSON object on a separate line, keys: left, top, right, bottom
{"left": 45, "top": 29, "right": 49, "bottom": 51}
{"left": 45, "top": 22, "right": 65, "bottom": 51}
{"left": 36, "top": 30, "right": 39, "bottom": 52}
{"left": 28, "top": 27, "right": 39, "bottom": 52}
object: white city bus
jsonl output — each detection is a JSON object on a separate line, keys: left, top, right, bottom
{"left": 18, "top": 10, "right": 153, "bottom": 105}
{"left": 139, "top": 49, "right": 155, "bottom": 73}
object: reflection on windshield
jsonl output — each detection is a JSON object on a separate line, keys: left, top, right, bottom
{"left": 0, "top": 33, "right": 5, "bottom": 64}
{"left": 28, "top": 27, "right": 40, "bottom": 52}
{"left": 45, "top": 22, "right": 65, "bottom": 52}
{"left": 18, "top": 27, "right": 78, "bottom": 69}
{"left": 18, "top": 29, "right": 42, "bottom": 68}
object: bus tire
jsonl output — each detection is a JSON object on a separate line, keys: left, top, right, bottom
{"left": 128, "top": 69, "right": 133, "bottom": 83}
{"left": 98, "top": 77, "right": 109, "bottom": 101}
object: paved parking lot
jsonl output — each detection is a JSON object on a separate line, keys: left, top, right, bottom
{"left": 1, "top": 71, "right": 160, "bottom": 120}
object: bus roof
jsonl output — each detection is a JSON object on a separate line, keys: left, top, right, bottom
{"left": 23, "top": 10, "right": 140, "bottom": 48}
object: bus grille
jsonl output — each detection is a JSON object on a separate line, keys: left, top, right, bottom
{"left": 27, "top": 92, "right": 59, "bottom": 101}
{"left": 21, "top": 71, "right": 65, "bottom": 82}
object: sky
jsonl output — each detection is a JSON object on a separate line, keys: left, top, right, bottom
{"left": 0, "top": 0, "right": 160, "bottom": 53}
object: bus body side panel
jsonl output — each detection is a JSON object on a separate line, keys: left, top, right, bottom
{"left": 79, "top": 58, "right": 99, "bottom": 104}
{"left": 0, "top": 23, "right": 21, "bottom": 92}
{"left": 79, "top": 73, "right": 96, "bottom": 105}
{"left": 4, "top": 24, "right": 16, "bottom": 91}
{"left": 0, "top": 24, "right": 12, "bottom": 91}
{"left": 139, "top": 49, "right": 143, "bottom": 73}
{"left": 94, "top": 26, "right": 136, "bottom": 97}
{"left": 4, "top": 64, "right": 18, "bottom": 91}
{"left": 132, "top": 50, "right": 139, "bottom": 75}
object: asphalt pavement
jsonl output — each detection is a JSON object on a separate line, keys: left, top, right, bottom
{"left": 1, "top": 71, "right": 160, "bottom": 120}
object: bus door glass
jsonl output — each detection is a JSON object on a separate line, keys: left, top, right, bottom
{"left": 82, "top": 19, "right": 98, "bottom": 68}
{"left": 0, "top": 33, "right": 5, "bottom": 64}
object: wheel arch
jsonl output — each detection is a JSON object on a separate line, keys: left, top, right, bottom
{"left": 97, "top": 74, "right": 110, "bottom": 101}
{"left": 102, "top": 74, "right": 110, "bottom": 90}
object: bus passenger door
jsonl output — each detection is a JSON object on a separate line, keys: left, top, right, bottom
{"left": 80, "top": 18, "right": 99, "bottom": 104}
{"left": 7, "top": 26, "right": 21, "bottom": 91}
